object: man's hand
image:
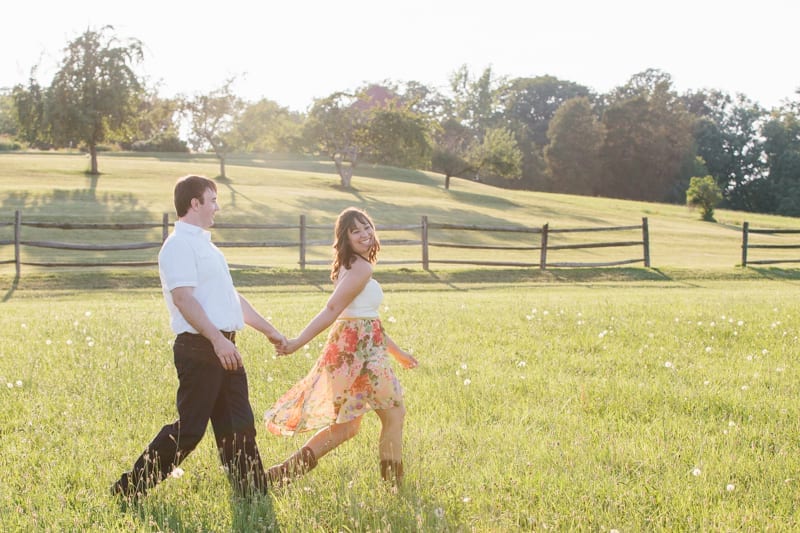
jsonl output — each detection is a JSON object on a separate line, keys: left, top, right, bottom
{"left": 212, "top": 336, "right": 243, "bottom": 370}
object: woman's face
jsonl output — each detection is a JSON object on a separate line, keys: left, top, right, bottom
{"left": 347, "top": 217, "right": 374, "bottom": 256}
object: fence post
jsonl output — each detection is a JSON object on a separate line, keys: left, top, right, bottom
{"left": 539, "top": 223, "right": 548, "bottom": 269}
{"left": 14, "top": 210, "right": 21, "bottom": 277}
{"left": 299, "top": 214, "right": 306, "bottom": 270}
{"left": 741, "top": 221, "right": 749, "bottom": 267}
{"left": 162, "top": 213, "right": 169, "bottom": 242}
{"left": 421, "top": 215, "right": 429, "bottom": 270}
{"left": 642, "top": 217, "right": 651, "bottom": 267}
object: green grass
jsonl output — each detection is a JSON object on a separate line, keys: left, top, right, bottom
{"left": 1, "top": 153, "right": 800, "bottom": 530}
{"left": 1, "top": 278, "right": 799, "bottom": 531}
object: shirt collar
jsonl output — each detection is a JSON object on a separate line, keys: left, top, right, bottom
{"left": 175, "top": 220, "right": 211, "bottom": 241}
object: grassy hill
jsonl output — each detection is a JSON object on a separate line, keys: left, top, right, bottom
{"left": 1, "top": 151, "right": 799, "bottom": 277}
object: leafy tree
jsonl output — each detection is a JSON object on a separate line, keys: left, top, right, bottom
{"left": 599, "top": 70, "right": 695, "bottom": 201}
{"left": 498, "top": 76, "right": 593, "bottom": 189}
{"left": 303, "top": 91, "right": 366, "bottom": 188}
{"left": 47, "top": 26, "right": 143, "bottom": 174}
{"left": 0, "top": 89, "right": 17, "bottom": 137}
{"left": 686, "top": 175, "right": 723, "bottom": 221}
{"left": 362, "top": 105, "right": 431, "bottom": 169}
{"left": 127, "top": 87, "right": 185, "bottom": 151}
{"left": 544, "top": 97, "right": 605, "bottom": 195}
{"left": 470, "top": 127, "right": 522, "bottom": 181}
{"left": 449, "top": 65, "right": 500, "bottom": 138}
{"left": 431, "top": 118, "right": 475, "bottom": 190}
{"left": 232, "top": 98, "right": 304, "bottom": 153}
{"left": 182, "top": 78, "right": 243, "bottom": 179}
{"left": 11, "top": 75, "right": 47, "bottom": 147}
{"left": 683, "top": 89, "right": 767, "bottom": 210}
{"left": 761, "top": 106, "right": 800, "bottom": 216}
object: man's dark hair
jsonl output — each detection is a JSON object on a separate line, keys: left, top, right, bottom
{"left": 174, "top": 175, "right": 217, "bottom": 217}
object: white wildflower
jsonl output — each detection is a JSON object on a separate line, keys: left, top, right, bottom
{"left": 691, "top": 468, "right": 702, "bottom": 477}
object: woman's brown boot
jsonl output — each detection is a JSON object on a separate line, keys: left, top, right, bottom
{"left": 380, "top": 459, "right": 404, "bottom": 487}
{"left": 267, "top": 446, "right": 317, "bottom": 487}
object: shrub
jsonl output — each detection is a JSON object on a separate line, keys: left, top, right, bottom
{"left": 686, "top": 175, "right": 723, "bottom": 221}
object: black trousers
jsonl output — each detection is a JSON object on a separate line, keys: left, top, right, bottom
{"left": 122, "top": 332, "right": 267, "bottom": 495}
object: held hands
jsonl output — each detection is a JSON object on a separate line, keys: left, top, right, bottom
{"left": 276, "top": 337, "right": 304, "bottom": 356}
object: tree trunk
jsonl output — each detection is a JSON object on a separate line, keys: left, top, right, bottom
{"left": 89, "top": 144, "right": 99, "bottom": 175}
{"left": 445, "top": 174, "right": 451, "bottom": 190}
{"left": 219, "top": 156, "right": 226, "bottom": 179}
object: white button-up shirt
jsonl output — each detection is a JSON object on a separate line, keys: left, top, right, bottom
{"left": 158, "top": 220, "right": 244, "bottom": 334}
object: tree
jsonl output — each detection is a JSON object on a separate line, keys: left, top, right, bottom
{"left": 431, "top": 118, "right": 474, "bottom": 190}
{"left": 182, "top": 79, "right": 243, "bottom": 179}
{"left": 362, "top": 106, "right": 431, "bottom": 169}
{"left": 0, "top": 89, "right": 17, "bottom": 137}
{"left": 498, "top": 76, "right": 593, "bottom": 189}
{"left": 599, "top": 70, "right": 695, "bottom": 201}
{"left": 231, "top": 98, "right": 304, "bottom": 153}
{"left": 761, "top": 106, "right": 800, "bottom": 216}
{"left": 470, "top": 127, "right": 522, "bottom": 181}
{"left": 47, "top": 26, "right": 143, "bottom": 174}
{"left": 686, "top": 175, "right": 723, "bottom": 221}
{"left": 303, "top": 91, "right": 366, "bottom": 188}
{"left": 683, "top": 89, "right": 767, "bottom": 211}
{"left": 544, "top": 97, "right": 605, "bottom": 195}
{"left": 11, "top": 75, "right": 47, "bottom": 147}
{"left": 128, "top": 87, "right": 185, "bottom": 152}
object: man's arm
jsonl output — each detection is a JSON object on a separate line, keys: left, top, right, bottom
{"left": 239, "top": 294, "right": 287, "bottom": 348}
{"left": 171, "top": 286, "right": 242, "bottom": 370}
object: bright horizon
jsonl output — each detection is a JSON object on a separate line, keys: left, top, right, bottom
{"left": 3, "top": 0, "right": 798, "bottom": 112}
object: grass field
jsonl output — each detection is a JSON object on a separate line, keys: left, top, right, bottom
{"left": 2, "top": 152, "right": 800, "bottom": 274}
{"left": 1, "top": 153, "right": 799, "bottom": 531}
{"left": 1, "top": 278, "right": 799, "bottom": 531}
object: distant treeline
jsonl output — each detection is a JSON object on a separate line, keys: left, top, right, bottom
{"left": 0, "top": 27, "right": 798, "bottom": 215}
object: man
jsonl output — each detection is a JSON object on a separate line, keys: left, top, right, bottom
{"left": 111, "top": 175, "right": 285, "bottom": 499}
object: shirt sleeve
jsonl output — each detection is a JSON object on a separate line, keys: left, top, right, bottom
{"left": 158, "top": 238, "right": 198, "bottom": 291}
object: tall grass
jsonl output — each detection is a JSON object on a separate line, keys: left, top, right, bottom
{"left": 1, "top": 277, "right": 798, "bottom": 531}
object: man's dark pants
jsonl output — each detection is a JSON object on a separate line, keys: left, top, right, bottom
{"left": 115, "top": 332, "right": 267, "bottom": 496}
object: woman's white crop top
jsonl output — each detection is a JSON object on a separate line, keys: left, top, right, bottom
{"left": 339, "top": 277, "right": 383, "bottom": 318}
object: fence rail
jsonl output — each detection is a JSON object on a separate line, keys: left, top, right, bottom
{"left": 741, "top": 222, "right": 800, "bottom": 266}
{"left": 1, "top": 210, "right": 651, "bottom": 275}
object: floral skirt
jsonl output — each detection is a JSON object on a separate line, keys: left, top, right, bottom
{"left": 265, "top": 318, "right": 404, "bottom": 436}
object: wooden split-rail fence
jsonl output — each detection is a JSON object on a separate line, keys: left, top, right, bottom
{"left": 0, "top": 210, "right": 652, "bottom": 276}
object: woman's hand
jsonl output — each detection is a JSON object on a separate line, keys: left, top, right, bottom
{"left": 277, "top": 337, "right": 304, "bottom": 356}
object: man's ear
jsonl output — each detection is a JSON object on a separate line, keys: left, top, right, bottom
{"left": 189, "top": 197, "right": 199, "bottom": 210}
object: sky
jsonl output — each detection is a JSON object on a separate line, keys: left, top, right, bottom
{"left": 2, "top": 0, "right": 798, "bottom": 112}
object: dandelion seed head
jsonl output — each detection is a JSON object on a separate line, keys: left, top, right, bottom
{"left": 664, "top": 361, "right": 673, "bottom": 368}
{"left": 517, "top": 361, "right": 527, "bottom": 368}
{"left": 762, "top": 349, "right": 768, "bottom": 355}
{"left": 84, "top": 311, "right": 92, "bottom": 317}
{"left": 726, "top": 483, "right": 735, "bottom": 492}
{"left": 6, "top": 383, "right": 12, "bottom": 389}
{"left": 21, "top": 323, "right": 27, "bottom": 329}
{"left": 46, "top": 339, "right": 52, "bottom": 345}
{"left": 741, "top": 385, "right": 749, "bottom": 391}
{"left": 66, "top": 339, "right": 73, "bottom": 345}
{"left": 692, "top": 468, "right": 702, "bottom": 477}
{"left": 461, "top": 363, "right": 467, "bottom": 370}
{"left": 388, "top": 316, "right": 397, "bottom": 323}
{"left": 705, "top": 346, "right": 712, "bottom": 353}
{"left": 462, "top": 496, "right": 471, "bottom": 503}
{"left": 170, "top": 467, "right": 184, "bottom": 478}
{"left": 463, "top": 378, "right": 471, "bottom": 386}
{"left": 144, "top": 340, "right": 150, "bottom": 345}
{"left": 737, "top": 320, "right": 744, "bottom": 326}
{"left": 703, "top": 380, "right": 710, "bottom": 386}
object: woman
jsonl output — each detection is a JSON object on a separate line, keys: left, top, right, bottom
{"left": 265, "top": 207, "right": 418, "bottom": 487}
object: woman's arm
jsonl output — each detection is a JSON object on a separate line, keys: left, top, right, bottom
{"left": 385, "top": 332, "right": 419, "bottom": 369}
{"left": 281, "top": 259, "right": 372, "bottom": 354}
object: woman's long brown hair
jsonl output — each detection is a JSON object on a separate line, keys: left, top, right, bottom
{"left": 331, "top": 207, "right": 381, "bottom": 281}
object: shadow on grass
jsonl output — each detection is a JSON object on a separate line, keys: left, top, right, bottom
{"left": 4, "top": 266, "right": 800, "bottom": 297}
